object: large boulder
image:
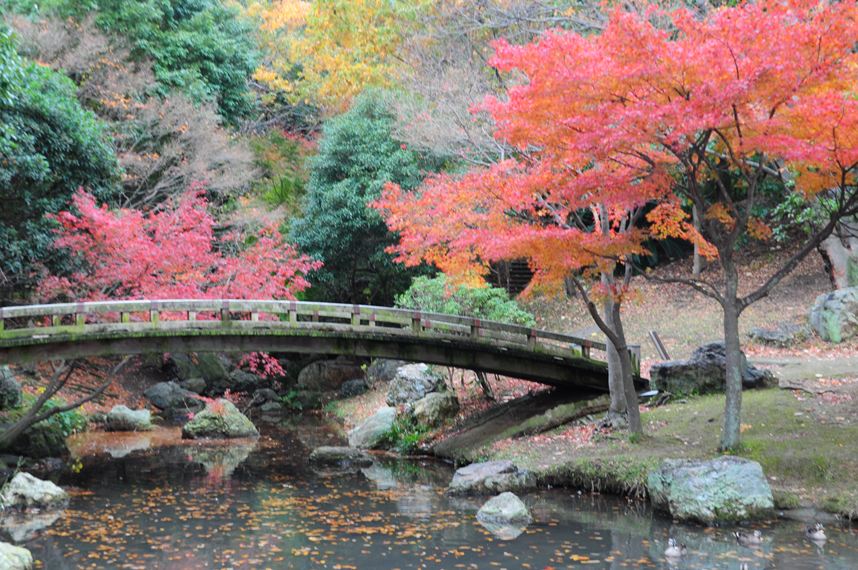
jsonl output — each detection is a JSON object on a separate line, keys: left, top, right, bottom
{"left": 144, "top": 382, "right": 205, "bottom": 417}
{"left": 347, "top": 407, "right": 397, "bottom": 449}
{"left": 167, "top": 353, "right": 229, "bottom": 387}
{"left": 448, "top": 461, "right": 536, "bottom": 495}
{"left": 647, "top": 457, "right": 774, "bottom": 524}
{"left": 810, "top": 287, "right": 858, "bottom": 343}
{"left": 297, "top": 359, "right": 364, "bottom": 392}
{"left": 365, "top": 359, "right": 407, "bottom": 387}
{"left": 411, "top": 391, "right": 459, "bottom": 427}
{"left": 477, "top": 492, "right": 532, "bottom": 525}
{"left": 386, "top": 364, "right": 444, "bottom": 407}
{"left": 219, "top": 369, "right": 267, "bottom": 395}
{"left": 339, "top": 378, "right": 368, "bottom": 398}
{"left": 309, "top": 446, "right": 374, "bottom": 469}
{"left": 3, "top": 421, "right": 68, "bottom": 458}
{"left": 105, "top": 405, "right": 153, "bottom": 432}
{"left": 0, "top": 472, "right": 68, "bottom": 510}
{"left": 0, "top": 542, "right": 33, "bottom": 570}
{"left": 0, "top": 367, "right": 22, "bottom": 411}
{"left": 650, "top": 342, "right": 775, "bottom": 396}
{"left": 181, "top": 400, "right": 259, "bottom": 439}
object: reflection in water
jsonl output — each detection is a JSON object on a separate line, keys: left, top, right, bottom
{"left": 5, "top": 420, "right": 858, "bottom": 569}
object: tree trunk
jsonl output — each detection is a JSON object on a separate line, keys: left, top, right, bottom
{"left": 720, "top": 260, "right": 743, "bottom": 451}
{"left": 610, "top": 300, "right": 643, "bottom": 435}
{"left": 692, "top": 204, "right": 703, "bottom": 277}
{"left": 603, "top": 292, "right": 627, "bottom": 416}
{"left": 819, "top": 224, "right": 858, "bottom": 289}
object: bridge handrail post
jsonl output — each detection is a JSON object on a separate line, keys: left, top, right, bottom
{"left": 288, "top": 301, "right": 297, "bottom": 325}
{"left": 0, "top": 308, "right": 4, "bottom": 332}
{"left": 629, "top": 344, "right": 642, "bottom": 375}
{"left": 527, "top": 328, "right": 537, "bottom": 348}
{"left": 470, "top": 318, "right": 481, "bottom": 340}
{"left": 411, "top": 311, "right": 422, "bottom": 333}
{"left": 149, "top": 301, "right": 160, "bottom": 326}
{"left": 351, "top": 305, "right": 361, "bottom": 327}
{"left": 581, "top": 340, "right": 591, "bottom": 359}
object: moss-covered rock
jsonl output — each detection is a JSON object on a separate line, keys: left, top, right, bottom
{"left": 810, "top": 287, "right": 858, "bottom": 343}
{"left": 5, "top": 421, "right": 69, "bottom": 458}
{"left": 0, "top": 367, "right": 22, "bottom": 411}
{"left": 181, "top": 400, "right": 259, "bottom": 439}
{"left": 647, "top": 456, "right": 774, "bottom": 524}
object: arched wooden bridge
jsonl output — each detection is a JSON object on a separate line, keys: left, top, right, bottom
{"left": 0, "top": 300, "right": 643, "bottom": 391}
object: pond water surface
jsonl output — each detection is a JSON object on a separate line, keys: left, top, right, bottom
{"left": 8, "top": 416, "right": 858, "bottom": 569}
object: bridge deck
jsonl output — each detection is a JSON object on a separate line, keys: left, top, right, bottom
{"left": 0, "top": 300, "right": 643, "bottom": 391}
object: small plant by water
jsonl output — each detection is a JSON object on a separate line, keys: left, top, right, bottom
{"left": 381, "top": 416, "right": 429, "bottom": 453}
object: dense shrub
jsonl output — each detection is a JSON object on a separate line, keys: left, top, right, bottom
{"left": 0, "top": 28, "right": 119, "bottom": 297}
{"left": 396, "top": 274, "right": 536, "bottom": 326}
{"left": 290, "top": 90, "right": 443, "bottom": 304}
{"left": 4, "top": 0, "right": 258, "bottom": 123}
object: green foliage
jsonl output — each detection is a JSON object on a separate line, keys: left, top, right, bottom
{"left": 0, "top": 33, "right": 119, "bottom": 297}
{"left": 290, "top": 90, "right": 443, "bottom": 304}
{"left": 12, "top": 0, "right": 259, "bottom": 123}
{"left": 381, "top": 415, "right": 429, "bottom": 454}
{"left": 396, "top": 274, "right": 536, "bottom": 326}
{"left": 8, "top": 392, "right": 88, "bottom": 438}
{"left": 249, "top": 130, "right": 313, "bottom": 212}
{"left": 279, "top": 390, "right": 303, "bottom": 411}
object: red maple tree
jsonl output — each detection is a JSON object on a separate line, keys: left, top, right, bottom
{"left": 377, "top": 0, "right": 858, "bottom": 447}
{"left": 39, "top": 183, "right": 322, "bottom": 378}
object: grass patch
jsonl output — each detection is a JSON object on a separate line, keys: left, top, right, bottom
{"left": 481, "top": 388, "right": 858, "bottom": 515}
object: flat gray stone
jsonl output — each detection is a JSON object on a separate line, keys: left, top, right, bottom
{"left": 448, "top": 460, "right": 535, "bottom": 495}
{"left": 309, "top": 446, "right": 373, "bottom": 468}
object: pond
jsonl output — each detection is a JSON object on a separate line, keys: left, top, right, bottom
{"left": 9, "top": 416, "right": 858, "bottom": 569}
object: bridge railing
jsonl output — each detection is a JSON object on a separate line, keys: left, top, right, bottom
{"left": 0, "top": 300, "right": 640, "bottom": 372}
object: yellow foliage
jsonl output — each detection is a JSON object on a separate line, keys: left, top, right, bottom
{"left": 241, "top": 0, "right": 427, "bottom": 112}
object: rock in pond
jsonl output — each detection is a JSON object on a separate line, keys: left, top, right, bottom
{"left": 0, "top": 542, "right": 33, "bottom": 570}
{"left": 309, "top": 446, "right": 373, "bottom": 469}
{"left": 647, "top": 456, "right": 774, "bottom": 524}
{"left": 144, "top": 381, "right": 205, "bottom": 416}
{"left": 0, "top": 367, "right": 22, "bottom": 411}
{"left": 105, "top": 405, "right": 153, "bottom": 432}
{"left": 411, "top": 391, "right": 459, "bottom": 427}
{"left": 448, "top": 460, "right": 536, "bottom": 495}
{"left": 649, "top": 342, "right": 775, "bottom": 396}
{"left": 810, "top": 287, "right": 858, "bottom": 343}
{"left": 386, "top": 364, "right": 444, "bottom": 407}
{"left": 347, "top": 406, "right": 397, "bottom": 449}
{"left": 477, "top": 492, "right": 532, "bottom": 524}
{"left": 181, "top": 400, "right": 259, "bottom": 439}
{"left": 0, "top": 472, "right": 68, "bottom": 510}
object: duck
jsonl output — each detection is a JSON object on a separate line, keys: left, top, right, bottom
{"left": 734, "top": 529, "right": 763, "bottom": 546}
{"left": 806, "top": 522, "right": 826, "bottom": 541}
{"left": 664, "top": 538, "right": 687, "bottom": 558}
